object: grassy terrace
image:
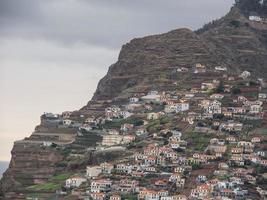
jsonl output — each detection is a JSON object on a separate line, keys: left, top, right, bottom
{"left": 26, "top": 173, "right": 72, "bottom": 192}
{"left": 183, "top": 131, "right": 213, "bottom": 152}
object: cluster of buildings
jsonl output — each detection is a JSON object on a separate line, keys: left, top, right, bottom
{"left": 35, "top": 63, "right": 267, "bottom": 200}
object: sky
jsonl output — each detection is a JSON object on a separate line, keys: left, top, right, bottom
{"left": 0, "top": 0, "right": 234, "bottom": 161}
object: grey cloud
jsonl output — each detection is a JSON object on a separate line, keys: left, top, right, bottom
{"left": 0, "top": 0, "right": 234, "bottom": 48}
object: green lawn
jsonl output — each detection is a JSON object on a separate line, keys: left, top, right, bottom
{"left": 27, "top": 182, "right": 61, "bottom": 191}
{"left": 51, "top": 173, "right": 71, "bottom": 181}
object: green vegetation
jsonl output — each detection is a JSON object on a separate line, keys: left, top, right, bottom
{"left": 230, "top": 20, "right": 241, "bottom": 28}
{"left": 146, "top": 116, "right": 171, "bottom": 133}
{"left": 231, "top": 86, "right": 241, "bottom": 95}
{"left": 103, "top": 117, "right": 144, "bottom": 129}
{"left": 183, "top": 132, "right": 212, "bottom": 151}
{"left": 216, "top": 81, "right": 225, "bottom": 93}
{"left": 123, "top": 193, "right": 138, "bottom": 200}
{"left": 235, "top": 0, "right": 267, "bottom": 16}
{"left": 52, "top": 173, "right": 71, "bottom": 181}
{"left": 27, "top": 182, "right": 61, "bottom": 191}
{"left": 27, "top": 172, "right": 72, "bottom": 192}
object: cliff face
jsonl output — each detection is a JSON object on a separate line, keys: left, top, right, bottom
{"left": 0, "top": 141, "right": 63, "bottom": 196}
{"left": 90, "top": 28, "right": 217, "bottom": 101}
{"left": 88, "top": 8, "right": 267, "bottom": 104}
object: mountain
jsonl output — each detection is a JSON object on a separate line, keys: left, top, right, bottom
{"left": 83, "top": 6, "right": 267, "bottom": 107}
{"left": 1, "top": 3, "right": 267, "bottom": 199}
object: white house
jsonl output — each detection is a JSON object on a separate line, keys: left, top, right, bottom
{"left": 65, "top": 176, "right": 87, "bottom": 188}
{"left": 63, "top": 119, "right": 72, "bottom": 126}
{"left": 176, "top": 102, "right": 189, "bottom": 112}
{"left": 249, "top": 15, "right": 262, "bottom": 22}
{"left": 129, "top": 97, "right": 139, "bottom": 103}
{"left": 91, "top": 179, "right": 112, "bottom": 193}
{"left": 215, "top": 66, "right": 227, "bottom": 72}
{"left": 239, "top": 71, "right": 251, "bottom": 79}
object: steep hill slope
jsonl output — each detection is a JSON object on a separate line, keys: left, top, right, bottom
{"left": 85, "top": 7, "right": 267, "bottom": 106}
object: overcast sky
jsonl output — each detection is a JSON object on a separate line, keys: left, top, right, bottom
{"left": 0, "top": 0, "right": 234, "bottom": 162}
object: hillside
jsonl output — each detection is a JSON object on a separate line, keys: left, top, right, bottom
{"left": 82, "top": 7, "right": 267, "bottom": 106}
{"left": 1, "top": 4, "right": 267, "bottom": 200}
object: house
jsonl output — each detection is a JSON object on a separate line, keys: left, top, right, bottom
{"left": 119, "top": 179, "right": 139, "bottom": 192}
{"left": 218, "top": 162, "right": 229, "bottom": 170}
{"left": 194, "top": 63, "right": 206, "bottom": 73}
{"left": 230, "top": 155, "right": 245, "bottom": 166}
{"left": 231, "top": 148, "right": 243, "bottom": 154}
{"left": 196, "top": 175, "right": 207, "bottom": 183}
{"left": 42, "top": 141, "right": 53, "bottom": 147}
{"left": 129, "top": 97, "right": 139, "bottom": 103}
{"left": 210, "top": 94, "right": 224, "bottom": 100}
{"left": 239, "top": 71, "right": 251, "bottom": 79}
{"left": 249, "top": 15, "right": 262, "bottom": 22}
{"left": 116, "top": 163, "right": 133, "bottom": 174}
{"left": 139, "top": 188, "right": 168, "bottom": 200}
{"left": 249, "top": 104, "right": 262, "bottom": 114}
{"left": 177, "top": 67, "right": 189, "bottom": 72}
{"left": 176, "top": 102, "right": 189, "bottom": 112}
{"left": 226, "top": 136, "right": 236, "bottom": 143}
{"left": 251, "top": 137, "right": 261, "bottom": 143}
{"left": 208, "top": 145, "right": 227, "bottom": 155}
{"left": 121, "top": 123, "right": 134, "bottom": 132}
{"left": 63, "top": 119, "right": 72, "bottom": 126}
{"left": 238, "top": 141, "right": 254, "bottom": 148}
{"left": 110, "top": 194, "right": 121, "bottom": 200}
{"left": 207, "top": 100, "right": 222, "bottom": 114}
{"left": 184, "top": 93, "right": 195, "bottom": 99}
{"left": 219, "top": 122, "right": 243, "bottom": 132}
{"left": 145, "top": 156, "right": 157, "bottom": 166}
{"left": 91, "top": 192, "right": 106, "bottom": 200}
{"left": 87, "top": 166, "right": 102, "bottom": 178}
{"left": 215, "top": 66, "right": 227, "bottom": 72}
{"left": 91, "top": 179, "right": 112, "bottom": 193}
{"left": 79, "top": 124, "right": 92, "bottom": 132}
{"left": 201, "top": 82, "right": 217, "bottom": 91}
{"left": 199, "top": 100, "right": 222, "bottom": 114}
{"left": 136, "top": 127, "right": 147, "bottom": 136}
{"left": 122, "top": 135, "right": 136, "bottom": 144}
{"left": 258, "top": 93, "right": 267, "bottom": 100}
{"left": 169, "top": 173, "right": 182, "bottom": 183}
{"left": 65, "top": 176, "right": 87, "bottom": 188}
{"left": 85, "top": 116, "right": 97, "bottom": 124}
{"left": 100, "top": 162, "right": 114, "bottom": 174}
{"left": 105, "top": 106, "right": 121, "bottom": 119}
{"left": 155, "top": 179, "right": 168, "bottom": 187}
{"left": 260, "top": 160, "right": 267, "bottom": 166}
{"left": 161, "top": 195, "right": 187, "bottom": 200}
{"left": 62, "top": 111, "right": 72, "bottom": 119}
{"left": 141, "top": 92, "right": 161, "bottom": 103}
{"left": 147, "top": 112, "right": 164, "bottom": 120}
{"left": 190, "top": 184, "right": 211, "bottom": 199}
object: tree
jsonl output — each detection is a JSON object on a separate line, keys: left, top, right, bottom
{"left": 216, "top": 81, "right": 225, "bottom": 93}
{"left": 235, "top": 0, "right": 267, "bottom": 16}
{"left": 232, "top": 87, "right": 241, "bottom": 95}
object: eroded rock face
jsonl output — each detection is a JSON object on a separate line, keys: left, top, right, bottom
{"left": 90, "top": 28, "right": 217, "bottom": 102}
{"left": 0, "top": 142, "right": 63, "bottom": 195}
{"left": 87, "top": 8, "right": 267, "bottom": 104}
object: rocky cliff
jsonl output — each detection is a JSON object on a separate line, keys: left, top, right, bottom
{"left": 85, "top": 7, "right": 267, "bottom": 105}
